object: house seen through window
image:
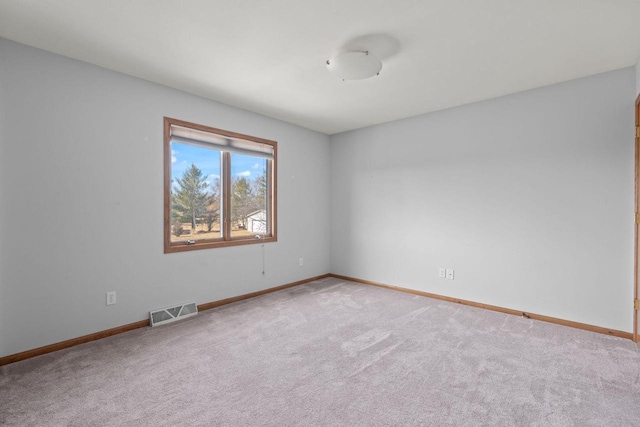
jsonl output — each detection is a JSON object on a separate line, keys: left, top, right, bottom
{"left": 164, "top": 117, "right": 277, "bottom": 252}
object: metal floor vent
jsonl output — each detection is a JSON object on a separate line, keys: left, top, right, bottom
{"left": 150, "top": 302, "right": 198, "bottom": 327}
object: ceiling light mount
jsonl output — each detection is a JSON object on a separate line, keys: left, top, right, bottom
{"left": 326, "top": 50, "right": 382, "bottom": 81}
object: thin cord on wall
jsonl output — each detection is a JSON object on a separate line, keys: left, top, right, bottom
{"left": 262, "top": 244, "right": 265, "bottom": 275}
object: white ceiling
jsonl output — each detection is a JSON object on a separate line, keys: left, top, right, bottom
{"left": 1, "top": 0, "right": 640, "bottom": 135}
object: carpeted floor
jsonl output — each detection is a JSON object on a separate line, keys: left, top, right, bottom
{"left": 1, "top": 277, "right": 639, "bottom": 426}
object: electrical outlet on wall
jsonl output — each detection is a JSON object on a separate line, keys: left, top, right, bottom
{"left": 446, "top": 269, "right": 454, "bottom": 280}
{"left": 106, "top": 291, "right": 116, "bottom": 306}
{"left": 438, "top": 268, "right": 446, "bottom": 278}
{"left": 299, "top": 258, "right": 304, "bottom": 266}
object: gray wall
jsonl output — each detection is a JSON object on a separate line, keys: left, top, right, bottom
{"left": 330, "top": 67, "right": 635, "bottom": 332}
{"left": 0, "top": 39, "right": 331, "bottom": 357}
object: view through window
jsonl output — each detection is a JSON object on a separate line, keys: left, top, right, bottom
{"left": 164, "top": 117, "right": 277, "bottom": 252}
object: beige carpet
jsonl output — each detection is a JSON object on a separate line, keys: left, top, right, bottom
{"left": 1, "top": 277, "right": 639, "bottom": 426}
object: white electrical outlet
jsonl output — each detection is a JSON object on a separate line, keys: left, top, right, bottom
{"left": 299, "top": 258, "right": 304, "bottom": 266}
{"left": 106, "top": 291, "right": 116, "bottom": 306}
{"left": 446, "top": 269, "right": 454, "bottom": 280}
{"left": 439, "top": 268, "right": 446, "bottom": 278}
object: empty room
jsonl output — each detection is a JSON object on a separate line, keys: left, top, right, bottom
{"left": 1, "top": 1, "right": 640, "bottom": 425}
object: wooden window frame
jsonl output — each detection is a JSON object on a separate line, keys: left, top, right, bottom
{"left": 164, "top": 117, "right": 277, "bottom": 253}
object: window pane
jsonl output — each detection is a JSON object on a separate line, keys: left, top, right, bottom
{"left": 230, "top": 153, "right": 268, "bottom": 238}
{"left": 170, "top": 142, "right": 222, "bottom": 242}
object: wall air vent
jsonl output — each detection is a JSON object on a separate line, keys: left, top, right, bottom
{"left": 150, "top": 302, "right": 198, "bottom": 327}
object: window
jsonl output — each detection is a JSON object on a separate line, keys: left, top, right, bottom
{"left": 164, "top": 117, "right": 277, "bottom": 253}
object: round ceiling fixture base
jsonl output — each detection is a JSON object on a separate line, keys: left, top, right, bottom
{"left": 326, "top": 51, "right": 382, "bottom": 81}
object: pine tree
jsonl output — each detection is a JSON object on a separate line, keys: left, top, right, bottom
{"left": 172, "top": 164, "right": 209, "bottom": 234}
{"left": 231, "top": 176, "right": 254, "bottom": 229}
